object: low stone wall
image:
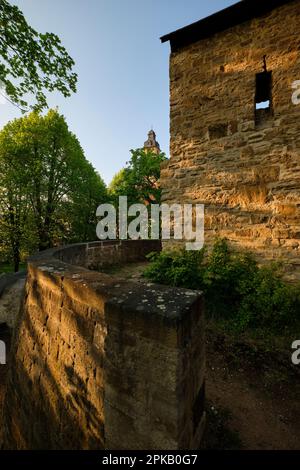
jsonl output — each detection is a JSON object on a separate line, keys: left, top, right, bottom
{"left": 1, "top": 240, "right": 205, "bottom": 450}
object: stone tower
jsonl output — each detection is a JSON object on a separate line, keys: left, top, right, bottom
{"left": 161, "top": 0, "right": 300, "bottom": 282}
{"left": 143, "top": 129, "right": 161, "bottom": 154}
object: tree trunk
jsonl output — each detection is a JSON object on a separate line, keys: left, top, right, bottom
{"left": 13, "top": 249, "right": 20, "bottom": 273}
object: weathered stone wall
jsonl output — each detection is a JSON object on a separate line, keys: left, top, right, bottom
{"left": 161, "top": 0, "right": 300, "bottom": 281}
{"left": 1, "top": 240, "right": 205, "bottom": 450}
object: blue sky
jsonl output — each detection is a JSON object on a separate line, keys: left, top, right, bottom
{"left": 2, "top": 0, "right": 236, "bottom": 184}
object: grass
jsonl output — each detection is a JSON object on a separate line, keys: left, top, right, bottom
{"left": 0, "top": 262, "right": 26, "bottom": 274}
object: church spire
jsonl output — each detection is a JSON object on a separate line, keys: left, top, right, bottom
{"left": 143, "top": 129, "right": 161, "bottom": 154}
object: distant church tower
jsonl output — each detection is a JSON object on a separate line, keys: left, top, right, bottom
{"left": 143, "top": 130, "right": 161, "bottom": 154}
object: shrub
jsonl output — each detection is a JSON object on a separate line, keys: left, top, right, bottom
{"left": 143, "top": 239, "right": 300, "bottom": 333}
{"left": 203, "top": 239, "right": 258, "bottom": 320}
{"left": 144, "top": 248, "right": 205, "bottom": 290}
{"left": 237, "top": 265, "right": 300, "bottom": 330}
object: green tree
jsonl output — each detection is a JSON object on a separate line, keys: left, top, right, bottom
{"left": 67, "top": 161, "right": 107, "bottom": 243}
{"left": 109, "top": 148, "right": 167, "bottom": 206}
{"left": 0, "top": 139, "right": 32, "bottom": 271}
{"left": 108, "top": 169, "right": 127, "bottom": 196}
{"left": 0, "top": 0, "right": 77, "bottom": 111}
{"left": 0, "top": 110, "right": 107, "bottom": 268}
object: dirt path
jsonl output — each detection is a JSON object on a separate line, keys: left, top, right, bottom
{"left": 205, "top": 329, "right": 300, "bottom": 449}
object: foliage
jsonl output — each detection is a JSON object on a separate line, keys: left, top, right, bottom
{"left": 145, "top": 249, "right": 205, "bottom": 290}
{"left": 109, "top": 148, "right": 167, "bottom": 206}
{"left": 144, "top": 239, "right": 300, "bottom": 332}
{"left": 203, "top": 239, "right": 259, "bottom": 319}
{"left": 66, "top": 161, "right": 107, "bottom": 244}
{"left": 0, "top": 261, "right": 26, "bottom": 273}
{"left": 0, "top": 0, "right": 77, "bottom": 111}
{"left": 236, "top": 265, "right": 300, "bottom": 331}
{"left": 108, "top": 169, "right": 127, "bottom": 199}
{"left": 0, "top": 109, "right": 107, "bottom": 270}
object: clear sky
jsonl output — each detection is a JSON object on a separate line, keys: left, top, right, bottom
{"left": 2, "top": 0, "right": 236, "bottom": 184}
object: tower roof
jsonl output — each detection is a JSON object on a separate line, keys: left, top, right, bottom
{"left": 160, "top": 0, "right": 295, "bottom": 52}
